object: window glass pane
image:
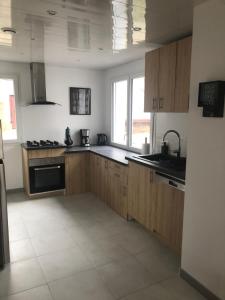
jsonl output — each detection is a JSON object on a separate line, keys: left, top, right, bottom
{"left": 112, "top": 80, "right": 128, "bottom": 145}
{"left": 0, "top": 79, "right": 17, "bottom": 140}
{"left": 131, "top": 77, "right": 150, "bottom": 149}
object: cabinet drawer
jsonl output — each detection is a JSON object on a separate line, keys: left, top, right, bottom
{"left": 28, "top": 148, "right": 65, "bottom": 159}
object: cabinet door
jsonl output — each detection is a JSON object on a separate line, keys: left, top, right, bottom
{"left": 100, "top": 157, "right": 109, "bottom": 203}
{"left": 128, "top": 162, "right": 155, "bottom": 229}
{"left": 65, "top": 153, "right": 89, "bottom": 195}
{"left": 152, "top": 183, "right": 184, "bottom": 254}
{"left": 144, "top": 49, "right": 159, "bottom": 112}
{"left": 108, "top": 162, "right": 128, "bottom": 219}
{"left": 174, "top": 36, "right": 192, "bottom": 112}
{"left": 158, "top": 42, "right": 177, "bottom": 112}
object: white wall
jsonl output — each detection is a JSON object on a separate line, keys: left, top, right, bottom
{"left": 155, "top": 113, "right": 188, "bottom": 156}
{"left": 182, "top": 1, "right": 225, "bottom": 299}
{"left": 104, "top": 59, "right": 188, "bottom": 155}
{"left": 0, "top": 61, "right": 105, "bottom": 189}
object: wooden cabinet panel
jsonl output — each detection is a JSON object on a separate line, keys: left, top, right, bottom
{"left": 158, "top": 42, "right": 177, "bottom": 112}
{"left": 144, "top": 37, "right": 191, "bottom": 113}
{"left": 152, "top": 183, "right": 184, "bottom": 254}
{"left": 128, "top": 162, "right": 155, "bottom": 230}
{"left": 65, "top": 153, "right": 89, "bottom": 195}
{"left": 174, "top": 36, "right": 192, "bottom": 112}
{"left": 28, "top": 148, "right": 65, "bottom": 159}
{"left": 144, "top": 49, "right": 159, "bottom": 112}
{"left": 22, "top": 148, "right": 30, "bottom": 195}
{"left": 108, "top": 160, "right": 128, "bottom": 219}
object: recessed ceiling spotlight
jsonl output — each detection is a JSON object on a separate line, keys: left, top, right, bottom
{"left": 1, "top": 27, "right": 16, "bottom": 34}
{"left": 132, "top": 26, "right": 142, "bottom": 32}
{"left": 47, "top": 9, "right": 57, "bottom": 16}
{"left": 98, "top": 48, "right": 104, "bottom": 51}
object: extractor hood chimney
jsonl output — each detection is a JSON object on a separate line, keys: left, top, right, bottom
{"left": 30, "top": 62, "right": 58, "bottom": 105}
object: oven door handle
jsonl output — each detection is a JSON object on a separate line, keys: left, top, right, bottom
{"left": 34, "top": 166, "right": 61, "bottom": 171}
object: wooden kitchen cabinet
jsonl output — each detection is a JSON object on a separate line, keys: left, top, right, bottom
{"left": 108, "top": 161, "right": 128, "bottom": 219}
{"left": 144, "top": 36, "right": 192, "bottom": 113}
{"left": 158, "top": 42, "right": 177, "bottom": 112}
{"left": 144, "top": 48, "right": 159, "bottom": 112}
{"left": 152, "top": 183, "right": 184, "bottom": 254}
{"left": 65, "top": 153, "right": 90, "bottom": 195}
{"left": 174, "top": 36, "right": 192, "bottom": 112}
{"left": 128, "top": 162, "right": 156, "bottom": 230}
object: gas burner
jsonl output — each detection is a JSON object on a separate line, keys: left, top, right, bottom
{"left": 26, "top": 140, "right": 61, "bottom": 148}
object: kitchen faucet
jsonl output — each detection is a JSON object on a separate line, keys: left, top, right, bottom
{"left": 163, "top": 130, "right": 181, "bottom": 159}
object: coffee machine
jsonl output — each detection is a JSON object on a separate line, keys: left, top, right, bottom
{"left": 80, "top": 129, "right": 90, "bottom": 147}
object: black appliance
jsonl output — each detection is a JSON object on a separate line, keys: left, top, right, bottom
{"left": 198, "top": 81, "right": 225, "bottom": 117}
{"left": 80, "top": 129, "right": 90, "bottom": 147}
{"left": 97, "top": 134, "right": 107, "bottom": 145}
{"left": 26, "top": 140, "right": 62, "bottom": 148}
{"left": 29, "top": 157, "right": 65, "bottom": 194}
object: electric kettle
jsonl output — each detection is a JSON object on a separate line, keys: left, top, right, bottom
{"left": 97, "top": 134, "right": 107, "bottom": 145}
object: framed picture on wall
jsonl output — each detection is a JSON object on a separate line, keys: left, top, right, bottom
{"left": 70, "top": 87, "right": 91, "bottom": 115}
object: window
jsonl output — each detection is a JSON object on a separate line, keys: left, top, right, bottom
{"left": 112, "top": 76, "right": 151, "bottom": 150}
{"left": 112, "top": 79, "right": 128, "bottom": 145}
{"left": 131, "top": 77, "right": 151, "bottom": 148}
{"left": 0, "top": 78, "right": 18, "bottom": 140}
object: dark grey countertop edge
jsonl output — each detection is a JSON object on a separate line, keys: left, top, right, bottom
{"left": 126, "top": 156, "right": 186, "bottom": 184}
{"left": 65, "top": 148, "right": 129, "bottom": 166}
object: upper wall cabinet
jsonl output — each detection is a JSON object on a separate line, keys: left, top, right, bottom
{"left": 144, "top": 36, "right": 192, "bottom": 113}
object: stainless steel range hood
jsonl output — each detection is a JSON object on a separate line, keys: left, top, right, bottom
{"left": 29, "top": 62, "right": 58, "bottom": 105}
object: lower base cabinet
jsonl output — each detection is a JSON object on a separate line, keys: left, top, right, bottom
{"left": 128, "top": 161, "right": 184, "bottom": 255}
{"left": 89, "top": 154, "right": 128, "bottom": 219}
{"left": 108, "top": 161, "right": 128, "bottom": 219}
{"left": 66, "top": 152, "right": 184, "bottom": 255}
{"left": 65, "top": 153, "right": 90, "bottom": 195}
{"left": 153, "top": 183, "right": 184, "bottom": 254}
{"left": 128, "top": 162, "right": 155, "bottom": 230}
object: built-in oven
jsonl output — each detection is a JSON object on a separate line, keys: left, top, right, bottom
{"left": 29, "top": 157, "right": 65, "bottom": 194}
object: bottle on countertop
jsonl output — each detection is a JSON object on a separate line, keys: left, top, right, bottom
{"left": 64, "top": 127, "right": 73, "bottom": 147}
{"left": 161, "top": 141, "right": 169, "bottom": 156}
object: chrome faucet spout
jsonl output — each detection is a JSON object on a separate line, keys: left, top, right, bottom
{"left": 163, "top": 130, "right": 181, "bottom": 158}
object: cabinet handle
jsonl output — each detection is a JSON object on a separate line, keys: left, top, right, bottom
{"left": 153, "top": 98, "right": 157, "bottom": 110}
{"left": 150, "top": 171, "right": 153, "bottom": 183}
{"left": 159, "top": 97, "right": 164, "bottom": 109}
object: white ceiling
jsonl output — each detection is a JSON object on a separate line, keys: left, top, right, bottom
{"left": 0, "top": 0, "right": 193, "bottom": 69}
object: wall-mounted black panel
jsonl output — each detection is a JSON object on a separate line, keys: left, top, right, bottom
{"left": 198, "top": 81, "right": 225, "bottom": 117}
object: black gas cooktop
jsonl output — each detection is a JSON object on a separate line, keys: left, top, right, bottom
{"left": 25, "top": 140, "right": 64, "bottom": 148}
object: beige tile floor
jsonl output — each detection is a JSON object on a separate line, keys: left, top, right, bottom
{"left": 0, "top": 191, "right": 206, "bottom": 300}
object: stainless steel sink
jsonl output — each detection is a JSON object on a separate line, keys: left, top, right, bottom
{"left": 136, "top": 153, "right": 186, "bottom": 172}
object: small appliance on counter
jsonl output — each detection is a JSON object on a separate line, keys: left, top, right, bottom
{"left": 141, "top": 137, "right": 150, "bottom": 154}
{"left": 80, "top": 129, "right": 90, "bottom": 147}
{"left": 97, "top": 133, "right": 107, "bottom": 145}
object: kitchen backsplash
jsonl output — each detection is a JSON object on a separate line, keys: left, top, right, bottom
{"left": 154, "top": 113, "right": 188, "bottom": 157}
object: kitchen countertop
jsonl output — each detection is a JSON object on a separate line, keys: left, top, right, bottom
{"left": 125, "top": 155, "right": 185, "bottom": 184}
{"left": 22, "top": 143, "right": 186, "bottom": 182}
{"left": 64, "top": 145, "right": 137, "bottom": 165}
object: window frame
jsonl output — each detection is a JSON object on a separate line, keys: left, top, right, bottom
{"left": 0, "top": 74, "right": 21, "bottom": 143}
{"left": 111, "top": 73, "right": 152, "bottom": 153}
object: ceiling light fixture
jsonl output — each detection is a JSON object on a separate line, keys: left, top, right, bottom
{"left": 98, "top": 48, "right": 104, "bottom": 51}
{"left": 132, "top": 26, "right": 142, "bottom": 32}
{"left": 47, "top": 9, "right": 57, "bottom": 16}
{"left": 1, "top": 27, "right": 16, "bottom": 34}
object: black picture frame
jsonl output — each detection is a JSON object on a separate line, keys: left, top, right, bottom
{"left": 70, "top": 87, "right": 91, "bottom": 115}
